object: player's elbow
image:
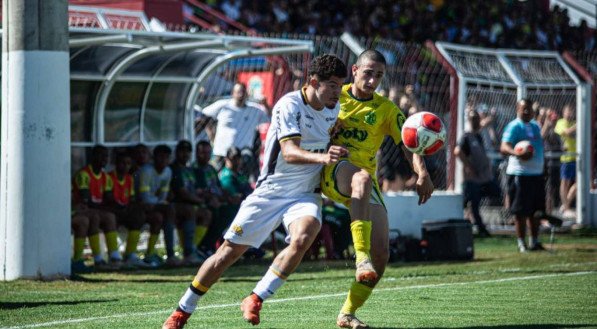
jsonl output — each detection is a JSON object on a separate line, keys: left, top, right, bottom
{"left": 281, "top": 151, "right": 297, "bottom": 163}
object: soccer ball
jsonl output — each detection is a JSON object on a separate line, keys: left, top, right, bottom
{"left": 514, "top": 140, "right": 534, "bottom": 157}
{"left": 401, "top": 111, "right": 446, "bottom": 155}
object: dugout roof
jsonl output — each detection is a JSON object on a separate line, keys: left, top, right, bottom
{"left": 66, "top": 27, "right": 312, "bottom": 149}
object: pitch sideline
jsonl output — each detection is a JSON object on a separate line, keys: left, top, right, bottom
{"left": 2, "top": 270, "right": 595, "bottom": 329}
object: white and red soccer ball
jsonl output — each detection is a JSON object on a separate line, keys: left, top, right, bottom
{"left": 401, "top": 111, "right": 447, "bottom": 155}
{"left": 514, "top": 140, "right": 534, "bottom": 157}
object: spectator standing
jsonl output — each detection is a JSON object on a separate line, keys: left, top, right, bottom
{"left": 539, "top": 107, "right": 562, "bottom": 214}
{"left": 554, "top": 104, "right": 576, "bottom": 218}
{"left": 454, "top": 110, "right": 501, "bottom": 237}
{"left": 196, "top": 83, "right": 270, "bottom": 172}
{"left": 500, "top": 99, "right": 546, "bottom": 252}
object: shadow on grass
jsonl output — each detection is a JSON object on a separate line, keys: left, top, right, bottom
{"left": 0, "top": 298, "right": 118, "bottom": 310}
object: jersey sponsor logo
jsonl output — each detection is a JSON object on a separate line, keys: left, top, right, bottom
{"left": 338, "top": 127, "right": 368, "bottom": 142}
{"left": 230, "top": 224, "right": 244, "bottom": 237}
{"left": 364, "top": 112, "right": 376, "bottom": 125}
{"left": 305, "top": 114, "right": 314, "bottom": 120}
{"left": 325, "top": 117, "right": 336, "bottom": 122}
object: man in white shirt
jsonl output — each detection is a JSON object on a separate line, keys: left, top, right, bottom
{"left": 163, "top": 54, "right": 348, "bottom": 329}
{"left": 197, "top": 83, "right": 270, "bottom": 172}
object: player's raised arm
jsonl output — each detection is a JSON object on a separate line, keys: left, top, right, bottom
{"left": 280, "top": 138, "right": 348, "bottom": 165}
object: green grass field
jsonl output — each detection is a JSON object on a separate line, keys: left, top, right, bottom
{"left": 1, "top": 234, "right": 596, "bottom": 329}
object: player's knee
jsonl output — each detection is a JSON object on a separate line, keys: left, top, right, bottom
{"left": 87, "top": 217, "right": 101, "bottom": 235}
{"left": 290, "top": 233, "right": 313, "bottom": 252}
{"left": 213, "top": 244, "right": 244, "bottom": 269}
{"left": 103, "top": 212, "right": 117, "bottom": 227}
{"left": 72, "top": 216, "right": 89, "bottom": 236}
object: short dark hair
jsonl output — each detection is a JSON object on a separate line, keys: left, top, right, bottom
{"left": 176, "top": 140, "right": 192, "bottom": 152}
{"left": 113, "top": 148, "right": 131, "bottom": 162}
{"left": 356, "top": 49, "right": 386, "bottom": 66}
{"left": 226, "top": 147, "right": 241, "bottom": 159}
{"left": 308, "top": 54, "right": 347, "bottom": 82}
{"left": 153, "top": 144, "right": 172, "bottom": 158}
{"left": 91, "top": 144, "right": 108, "bottom": 156}
{"left": 518, "top": 98, "right": 532, "bottom": 105}
{"left": 195, "top": 140, "right": 211, "bottom": 149}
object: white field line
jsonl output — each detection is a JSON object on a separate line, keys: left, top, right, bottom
{"left": 2, "top": 270, "right": 595, "bottom": 329}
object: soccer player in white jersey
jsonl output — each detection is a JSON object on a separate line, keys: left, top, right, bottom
{"left": 163, "top": 54, "right": 348, "bottom": 329}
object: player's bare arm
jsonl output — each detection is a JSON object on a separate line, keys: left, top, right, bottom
{"left": 280, "top": 138, "right": 348, "bottom": 165}
{"left": 400, "top": 144, "right": 433, "bottom": 205}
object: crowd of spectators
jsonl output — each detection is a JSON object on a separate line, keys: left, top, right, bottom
{"left": 202, "top": 0, "right": 595, "bottom": 51}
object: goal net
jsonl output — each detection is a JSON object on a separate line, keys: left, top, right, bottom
{"left": 435, "top": 42, "right": 591, "bottom": 226}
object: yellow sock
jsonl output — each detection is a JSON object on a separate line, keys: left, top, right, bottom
{"left": 194, "top": 226, "right": 208, "bottom": 246}
{"left": 73, "top": 237, "right": 86, "bottom": 261}
{"left": 125, "top": 230, "right": 141, "bottom": 255}
{"left": 89, "top": 234, "right": 101, "bottom": 256}
{"left": 341, "top": 281, "right": 373, "bottom": 315}
{"left": 105, "top": 231, "right": 119, "bottom": 254}
{"left": 351, "top": 220, "right": 372, "bottom": 264}
{"left": 146, "top": 234, "right": 159, "bottom": 256}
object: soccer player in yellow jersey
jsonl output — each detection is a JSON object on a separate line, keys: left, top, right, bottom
{"left": 321, "top": 50, "right": 434, "bottom": 329}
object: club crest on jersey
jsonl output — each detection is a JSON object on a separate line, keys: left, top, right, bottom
{"left": 397, "top": 113, "right": 406, "bottom": 130}
{"left": 364, "top": 112, "right": 376, "bottom": 125}
{"left": 230, "top": 224, "right": 244, "bottom": 237}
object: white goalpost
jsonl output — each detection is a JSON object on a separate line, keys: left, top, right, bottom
{"left": 435, "top": 42, "right": 593, "bottom": 227}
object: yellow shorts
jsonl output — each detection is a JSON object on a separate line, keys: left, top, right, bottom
{"left": 321, "top": 160, "right": 385, "bottom": 208}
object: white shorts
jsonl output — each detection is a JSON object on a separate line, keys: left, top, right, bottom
{"left": 223, "top": 193, "right": 322, "bottom": 248}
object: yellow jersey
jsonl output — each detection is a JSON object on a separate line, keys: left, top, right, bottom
{"left": 332, "top": 84, "right": 406, "bottom": 175}
{"left": 554, "top": 118, "right": 576, "bottom": 163}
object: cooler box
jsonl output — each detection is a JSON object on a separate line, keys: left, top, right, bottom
{"left": 421, "top": 219, "right": 474, "bottom": 261}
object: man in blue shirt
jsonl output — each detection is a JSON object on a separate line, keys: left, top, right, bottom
{"left": 500, "top": 99, "right": 545, "bottom": 252}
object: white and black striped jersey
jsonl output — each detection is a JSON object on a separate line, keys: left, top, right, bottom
{"left": 254, "top": 90, "right": 339, "bottom": 197}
